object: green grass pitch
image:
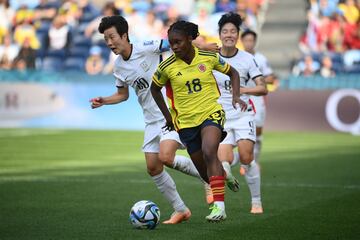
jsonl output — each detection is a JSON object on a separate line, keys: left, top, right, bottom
{"left": 0, "top": 129, "right": 359, "bottom": 240}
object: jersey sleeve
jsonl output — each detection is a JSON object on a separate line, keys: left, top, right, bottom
{"left": 113, "top": 67, "right": 128, "bottom": 88}
{"left": 139, "top": 39, "right": 170, "bottom": 54}
{"left": 213, "top": 54, "right": 231, "bottom": 74}
{"left": 152, "top": 67, "right": 168, "bottom": 87}
{"left": 249, "top": 57, "right": 263, "bottom": 79}
{"left": 260, "top": 58, "right": 273, "bottom": 76}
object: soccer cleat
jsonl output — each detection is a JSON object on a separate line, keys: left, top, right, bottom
{"left": 162, "top": 208, "right": 191, "bottom": 224}
{"left": 225, "top": 172, "right": 240, "bottom": 192}
{"left": 250, "top": 202, "right": 263, "bottom": 214}
{"left": 205, "top": 204, "right": 227, "bottom": 222}
{"left": 204, "top": 183, "right": 214, "bottom": 204}
{"left": 239, "top": 165, "right": 246, "bottom": 176}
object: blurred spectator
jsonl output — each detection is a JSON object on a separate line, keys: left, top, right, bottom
{"left": 320, "top": 54, "right": 336, "bottom": 77}
{"left": 172, "top": 0, "right": 194, "bottom": 17}
{"left": 9, "top": 0, "right": 39, "bottom": 9}
{"left": 78, "top": 0, "right": 99, "bottom": 20}
{"left": 13, "top": 37, "right": 36, "bottom": 69}
{"left": 0, "top": 34, "right": 19, "bottom": 70}
{"left": 338, "top": 0, "right": 359, "bottom": 24}
{"left": 190, "top": 1, "right": 217, "bottom": 37}
{"left": 13, "top": 18, "right": 40, "bottom": 50}
{"left": 44, "top": 14, "right": 72, "bottom": 51}
{"left": 59, "top": 0, "right": 82, "bottom": 27}
{"left": 215, "top": 0, "right": 237, "bottom": 13}
{"left": 344, "top": 21, "right": 360, "bottom": 49}
{"left": 319, "top": 0, "right": 339, "bottom": 17}
{"left": 85, "top": 45, "right": 104, "bottom": 75}
{"left": 33, "top": 0, "right": 58, "bottom": 23}
{"left": 140, "top": 10, "right": 164, "bottom": 39}
{"left": 236, "top": 0, "right": 258, "bottom": 31}
{"left": 13, "top": 4, "right": 35, "bottom": 26}
{"left": 293, "top": 55, "right": 320, "bottom": 76}
{"left": 84, "top": 2, "right": 119, "bottom": 44}
{"left": 0, "top": 0, "right": 15, "bottom": 42}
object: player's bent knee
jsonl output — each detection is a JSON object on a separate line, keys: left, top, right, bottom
{"left": 240, "top": 153, "right": 253, "bottom": 165}
{"left": 146, "top": 164, "right": 163, "bottom": 176}
{"left": 158, "top": 152, "right": 173, "bottom": 167}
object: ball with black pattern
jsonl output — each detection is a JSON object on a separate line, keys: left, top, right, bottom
{"left": 129, "top": 200, "right": 160, "bottom": 229}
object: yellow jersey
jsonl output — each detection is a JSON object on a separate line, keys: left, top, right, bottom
{"left": 152, "top": 47, "right": 231, "bottom": 130}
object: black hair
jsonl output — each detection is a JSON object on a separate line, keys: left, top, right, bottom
{"left": 218, "top": 12, "right": 243, "bottom": 34}
{"left": 167, "top": 20, "right": 199, "bottom": 40}
{"left": 98, "top": 15, "right": 129, "bottom": 42}
{"left": 241, "top": 30, "right": 257, "bottom": 40}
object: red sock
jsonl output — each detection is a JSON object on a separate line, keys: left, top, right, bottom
{"left": 209, "top": 176, "right": 225, "bottom": 202}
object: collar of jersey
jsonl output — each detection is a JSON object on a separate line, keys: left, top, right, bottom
{"left": 174, "top": 45, "right": 199, "bottom": 65}
{"left": 219, "top": 48, "right": 238, "bottom": 59}
{"left": 122, "top": 44, "right": 133, "bottom": 61}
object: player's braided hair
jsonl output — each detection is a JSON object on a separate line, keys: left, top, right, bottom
{"left": 218, "top": 12, "right": 243, "bottom": 34}
{"left": 167, "top": 20, "right": 199, "bottom": 40}
{"left": 98, "top": 15, "right": 130, "bottom": 42}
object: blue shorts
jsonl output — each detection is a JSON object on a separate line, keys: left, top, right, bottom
{"left": 178, "top": 110, "right": 227, "bottom": 155}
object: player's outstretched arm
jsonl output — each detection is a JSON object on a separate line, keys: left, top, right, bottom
{"left": 240, "top": 76, "right": 268, "bottom": 96}
{"left": 150, "top": 82, "right": 174, "bottom": 131}
{"left": 192, "top": 41, "right": 220, "bottom": 52}
{"left": 90, "top": 86, "right": 129, "bottom": 109}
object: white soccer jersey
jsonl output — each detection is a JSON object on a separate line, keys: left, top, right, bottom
{"left": 213, "top": 49, "right": 262, "bottom": 120}
{"left": 250, "top": 52, "right": 272, "bottom": 127}
{"left": 113, "top": 40, "right": 168, "bottom": 124}
{"left": 254, "top": 52, "right": 273, "bottom": 76}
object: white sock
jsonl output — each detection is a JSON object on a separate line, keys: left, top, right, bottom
{"left": 214, "top": 201, "right": 225, "bottom": 211}
{"left": 242, "top": 160, "right": 261, "bottom": 204}
{"left": 231, "top": 152, "right": 240, "bottom": 167}
{"left": 173, "top": 155, "right": 203, "bottom": 180}
{"left": 151, "top": 170, "right": 187, "bottom": 212}
{"left": 222, "top": 161, "right": 232, "bottom": 179}
{"left": 254, "top": 136, "right": 263, "bottom": 162}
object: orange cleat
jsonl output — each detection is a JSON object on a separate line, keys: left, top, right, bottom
{"left": 162, "top": 208, "right": 192, "bottom": 224}
{"left": 204, "top": 183, "right": 214, "bottom": 205}
{"left": 250, "top": 202, "right": 263, "bottom": 214}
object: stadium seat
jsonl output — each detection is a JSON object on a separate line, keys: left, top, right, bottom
{"left": 42, "top": 56, "right": 64, "bottom": 71}
{"left": 45, "top": 49, "right": 67, "bottom": 59}
{"left": 72, "top": 35, "right": 92, "bottom": 48}
{"left": 64, "top": 57, "right": 86, "bottom": 71}
{"left": 36, "top": 21, "right": 51, "bottom": 34}
{"left": 68, "top": 46, "right": 89, "bottom": 59}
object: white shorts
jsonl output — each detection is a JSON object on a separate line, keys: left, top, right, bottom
{"left": 142, "top": 120, "right": 184, "bottom": 152}
{"left": 250, "top": 96, "right": 266, "bottom": 127}
{"left": 221, "top": 113, "right": 256, "bottom": 146}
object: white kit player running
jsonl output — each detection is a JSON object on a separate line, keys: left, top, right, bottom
{"left": 241, "top": 30, "right": 278, "bottom": 165}
{"left": 90, "top": 16, "right": 208, "bottom": 224}
{"left": 213, "top": 12, "right": 268, "bottom": 214}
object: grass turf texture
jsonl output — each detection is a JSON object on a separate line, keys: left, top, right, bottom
{"left": 0, "top": 129, "right": 359, "bottom": 240}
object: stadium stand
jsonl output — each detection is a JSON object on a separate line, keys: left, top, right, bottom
{"left": 0, "top": 0, "right": 269, "bottom": 74}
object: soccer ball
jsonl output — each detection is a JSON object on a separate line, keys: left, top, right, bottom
{"left": 129, "top": 200, "right": 160, "bottom": 229}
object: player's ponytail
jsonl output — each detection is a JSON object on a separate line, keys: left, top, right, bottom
{"left": 168, "top": 20, "right": 199, "bottom": 40}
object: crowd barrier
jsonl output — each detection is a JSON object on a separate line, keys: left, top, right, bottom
{"left": 0, "top": 70, "right": 359, "bottom": 133}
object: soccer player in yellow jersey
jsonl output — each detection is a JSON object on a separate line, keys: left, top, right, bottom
{"left": 151, "top": 20, "right": 247, "bottom": 222}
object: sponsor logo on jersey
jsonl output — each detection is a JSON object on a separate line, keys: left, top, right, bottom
{"left": 143, "top": 40, "right": 154, "bottom": 46}
{"left": 198, "top": 64, "right": 206, "bottom": 72}
{"left": 140, "top": 61, "right": 150, "bottom": 72}
{"left": 219, "top": 57, "right": 226, "bottom": 66}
